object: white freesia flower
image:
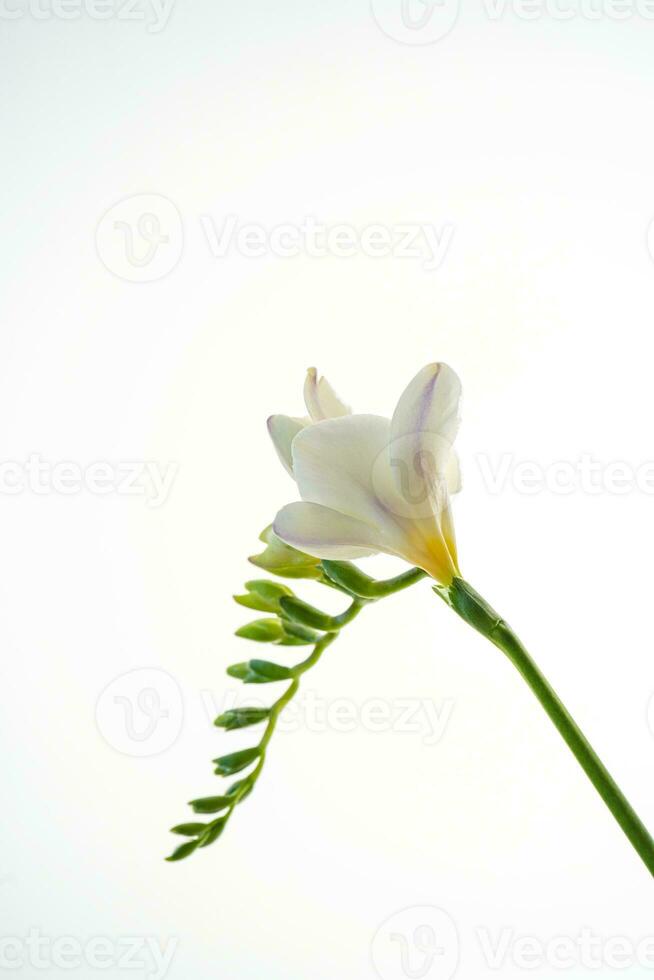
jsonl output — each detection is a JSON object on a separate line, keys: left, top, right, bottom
{"left": 267, "top": 368, "right": 351, "bottom": 476}
{"left": 269, "top": 363, "right": 463, "bottom": 585}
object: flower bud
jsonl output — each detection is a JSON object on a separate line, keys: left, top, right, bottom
{"left": 249, "top": 525, "right": 322, "bottom": 580}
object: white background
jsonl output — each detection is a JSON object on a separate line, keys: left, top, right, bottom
{"left": 2, "top": 1, "right": 654, "bottom": 978}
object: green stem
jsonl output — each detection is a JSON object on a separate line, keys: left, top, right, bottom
{"left": 229, "top": 633, "right": 337, "bottom": 809}
{"left": 170, "top": 565, "right": 430, "bottom": 859}
{"left": 443, "top": 577, "right": 654, "bottom": 878}
{"left": 194, "top": 577, "right": 423, "bottom": 853}
{"left": 370, "top": 567, "right": 428, "bottom": 598}
{"left": 331, "top": 598, "right": 366, "bottom": 628}
{"left": 249, "top": 575, "right": 427, "bottom": 804}
{"left": 321, "top": 560, "right": 427, "bottom": 598}
{"left": 290, "top": 631, "right": 338, "bottom": 680}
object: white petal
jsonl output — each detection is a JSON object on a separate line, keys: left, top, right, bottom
{"left": 291, "top": 414, "right": 402, "bottom": 530}
{"left": 267, "top": 415, "right": 306, "bottom": 476}
{"left": 273, "top": 502, "right": 380, "bottom": 559}
{"left": 303, "top": 367, "right": 351, "bottom": 421}
{"left": 445, "top": 450, "right": 462, "bottom": 494}
{"left": 389, "top": 363, "right": 462, "bottom": 509}
{"left": 317, "top": 376, "right": 350, "bottom": 417}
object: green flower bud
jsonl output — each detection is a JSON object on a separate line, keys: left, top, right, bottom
{"left": 233, "top": 579, "right": 294, "bottom": 614}
{"left": 213, "top": 747, "right": 260, "bottom": 776}
{"left": 214, "top": 707, "right": 270, "bottom": 730}
{"left": 166, "top": 839, "right": 200, "bottom": 862}
{"left": 235, "top": 618, "right": 285, "bottom": 643}
{"left": 170, "top": 822, "right": 207, "bottom": 837}
{"left": 249, "top": 525, "right": 322, "bottom": 580}
{"left": 188, "top": 796, "right": 233, "bottom": 814}
{"left": 227, "top": 660, "right": 291, "bottom": 684}
{"left": 248, "top": 660, "right": 293, "bottom": 680}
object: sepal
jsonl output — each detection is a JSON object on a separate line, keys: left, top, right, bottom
{"left": 434, "top": 577, "right": 502, "bottom": 639}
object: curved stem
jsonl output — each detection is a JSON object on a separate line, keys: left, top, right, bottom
{"left": 443, "top": 577, "right": 654, "bottom": 878}
{"left": 223, "top": 579, "right": 424, "bottom": 826}
{"left": 252, "top": 576, "right": 425, "bottom": 795}
{"left": 227, "top": 634, "right": 337, "bottom": 812}
{"left": 321, "top": 560, "right": 427, "bottom": 598}
{"left": 331, "top": 598, "right": 366, "bottom": 629}
{"left": 370, "top": 567, "right": 428, "bottom": 598}
{"left": 170, "top": 568, "right": 430, "bottom": 858}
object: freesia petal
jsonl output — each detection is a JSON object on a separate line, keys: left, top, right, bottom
{"left": 391, "top": 361, "right": 461, "bottom": 456}
{"left": 317, "top": 375, "right": 350, "bottom": 417}
{"left": 445, "top": 450, "right": 462, "bottom": 494}
{"left": 291, "top": 414, "right": 404, "bottom": 530}
{"left": 389, "top": 363, "right": 462, "bottom": 508}
{"left": 273, "top": 502, "right": 380, "bottom": 559}
{"left": 267, "top": 415, "right": 306, "bottom": 476}
{"left": 303, "top": 367, "right": 350, "bottom": 421}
